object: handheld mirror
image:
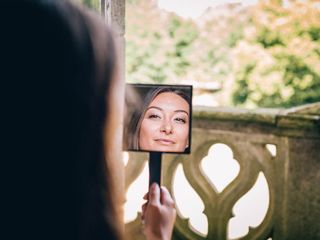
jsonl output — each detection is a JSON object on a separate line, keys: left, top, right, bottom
{"left": 123, "top": 84, "right": 193, "bottom": 185}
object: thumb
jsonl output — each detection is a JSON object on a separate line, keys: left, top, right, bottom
{"left": 148, "top": 183, "right": 160, "bottom": 206}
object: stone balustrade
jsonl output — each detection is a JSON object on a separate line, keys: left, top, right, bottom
{"left": 125, "top": 103, "right": 320, "bottom": 240}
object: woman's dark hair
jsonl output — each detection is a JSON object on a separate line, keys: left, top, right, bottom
{"left": 126, "top": 87, "right": 191, "bottom": 153}
{"left": 2, "top": 1, "right": 122, "bottom": 239}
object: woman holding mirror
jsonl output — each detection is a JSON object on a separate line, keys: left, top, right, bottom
{"left": 2, "top": 1, "right": 176, "bottom": 240}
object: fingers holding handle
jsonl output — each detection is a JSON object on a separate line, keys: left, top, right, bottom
{"left": 141, "top": 183, "right": 176, "bottom": 240}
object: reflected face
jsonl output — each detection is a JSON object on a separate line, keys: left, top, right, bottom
{"left": 139, "top": 92, "right": 190, "bottom": 152}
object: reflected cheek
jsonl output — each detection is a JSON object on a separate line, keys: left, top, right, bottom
{"left": 139, "top": 120, "right": 160, "bottom": 148}
{"left": 176, "top": 125, "right": 189, "bottom": 145}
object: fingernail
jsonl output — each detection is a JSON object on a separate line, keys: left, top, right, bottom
{"left": 151, "top": 183, "right": 158, "bottom": 191}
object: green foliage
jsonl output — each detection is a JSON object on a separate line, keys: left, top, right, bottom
{"left": 307, "top": 26, "right": 320, "bottom": 41}
{"left": 232, "top": 64, "right": 255, "bottom": 104}
{"left": 126, "top": 0, "right": 200, "bottom": 84}
{"left": 256, "top": 27, "right": 284, "bottom": 48}
{"left": 227, "top": 27, "right": 244, "bottom": 48}
{"left": 279, "top": 54, "right": 320, "bottom": 107}
{"left": 80, "top": 0, "right": 100, "bottom": 12}
{"left": 127, "top": 0, "right": 320, "bottom": 108}
{"left": 232, "top": 0, "right": 320, "bottom": 108}
{"left": 169, "top": 17, "right": 198, "bottom": 76}
{"left": 127, "top": 0, "right": 140, "bottom": 4}
{"left": 168, "top": 16, "right": 181, "bottom": 38}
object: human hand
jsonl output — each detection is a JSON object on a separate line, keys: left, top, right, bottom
{"left": 141, "top": 183, "right": 176, "bottom": 240}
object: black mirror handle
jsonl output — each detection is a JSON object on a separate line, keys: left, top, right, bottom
{"left": 149, "top": 152, "right": 162, "bottom": 186}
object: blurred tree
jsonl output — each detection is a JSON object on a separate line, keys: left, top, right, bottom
{"left": 126, "top": 0, "right": 320, "bottom": 107}
{"left": 79, "top": 0, "right": 100, "bottom": 12}
{"left": 125, "top": 0, "right": 249, "bottom": 97}
{"left": 126, "top": 0, "right": 199, "bottom": 84}
{"left": 232, "top": 0, "right": 320, "bottom": 108}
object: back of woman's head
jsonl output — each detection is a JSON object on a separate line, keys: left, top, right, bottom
{"left": 2, "top": 1, "right": 121, "bottom": 239}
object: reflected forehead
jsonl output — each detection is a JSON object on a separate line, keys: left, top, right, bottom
{"left": 148, "top": 92, "right": 189, "bottom": 113}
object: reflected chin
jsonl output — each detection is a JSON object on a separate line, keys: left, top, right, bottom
{"left": 140, "top": 145, "right": 183, "bottom": 153}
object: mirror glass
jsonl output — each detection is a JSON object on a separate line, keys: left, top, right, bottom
{"left": 123, "top": 84, "right": 192, "bottom": 154}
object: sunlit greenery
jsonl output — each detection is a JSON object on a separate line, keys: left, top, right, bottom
{"left": 128, "top": 0, "right": 320, "bottom": 107}
{"left": 232, "top": 0, "right": 320, "bottom": 107}
{"left": 78, "top": 0, "right": 100, "bottom": 12}
{"left": 126, "top": 0, "right": 202, "bottom": 84}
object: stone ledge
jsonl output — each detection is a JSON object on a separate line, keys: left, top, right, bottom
{"left": 193, "top": 103, "right": 320, "bottom": 130}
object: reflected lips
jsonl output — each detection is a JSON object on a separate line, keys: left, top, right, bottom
{"left": 155, "top": 138, "right": 175, "bottom": 145}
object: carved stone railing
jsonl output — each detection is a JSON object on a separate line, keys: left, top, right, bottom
{"left": 124, "top": 103, "right": 320, "bottom": 240}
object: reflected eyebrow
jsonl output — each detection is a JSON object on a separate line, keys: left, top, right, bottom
{"left": 174, "top": 110, "right": 189, "bottom": 116}
{"left": 147, "top": 106, "right": 189, "bottom": 116}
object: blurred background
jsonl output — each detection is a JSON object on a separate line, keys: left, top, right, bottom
{"left": 125, "top": 0, "right": 320, "bottom": 108}
{"left": 77, "top": 1, "right": 320, "bottom": 239}
{"left": 79, "top": 0, "right": 320, "bottom": 108}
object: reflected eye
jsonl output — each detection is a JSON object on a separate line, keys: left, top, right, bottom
{"left": 148, "top": 114, "right": 161, "bottom": 120}
{"left": 174, "top": 117, "right": 186, "bottom": 124}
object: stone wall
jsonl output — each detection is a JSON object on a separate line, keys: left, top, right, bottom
{"left": 125, "top": 103, "right": 320, "bottom": 240}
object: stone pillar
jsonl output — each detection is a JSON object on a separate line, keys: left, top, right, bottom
{"left": 104, "top": 0, "right": 125, "bottom": 89}
{"left": 104, "top": 0, "right": 125, "bottom": 87}
{"left": 104, "top": 0, "right": 125, "bottom": 36}
{"left": 281, "top": 104, "right": 320, "bottom": 239}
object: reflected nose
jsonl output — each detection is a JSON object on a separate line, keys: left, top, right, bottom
{"left": 160, "top": 120, "right": 173, "bottom": 134}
